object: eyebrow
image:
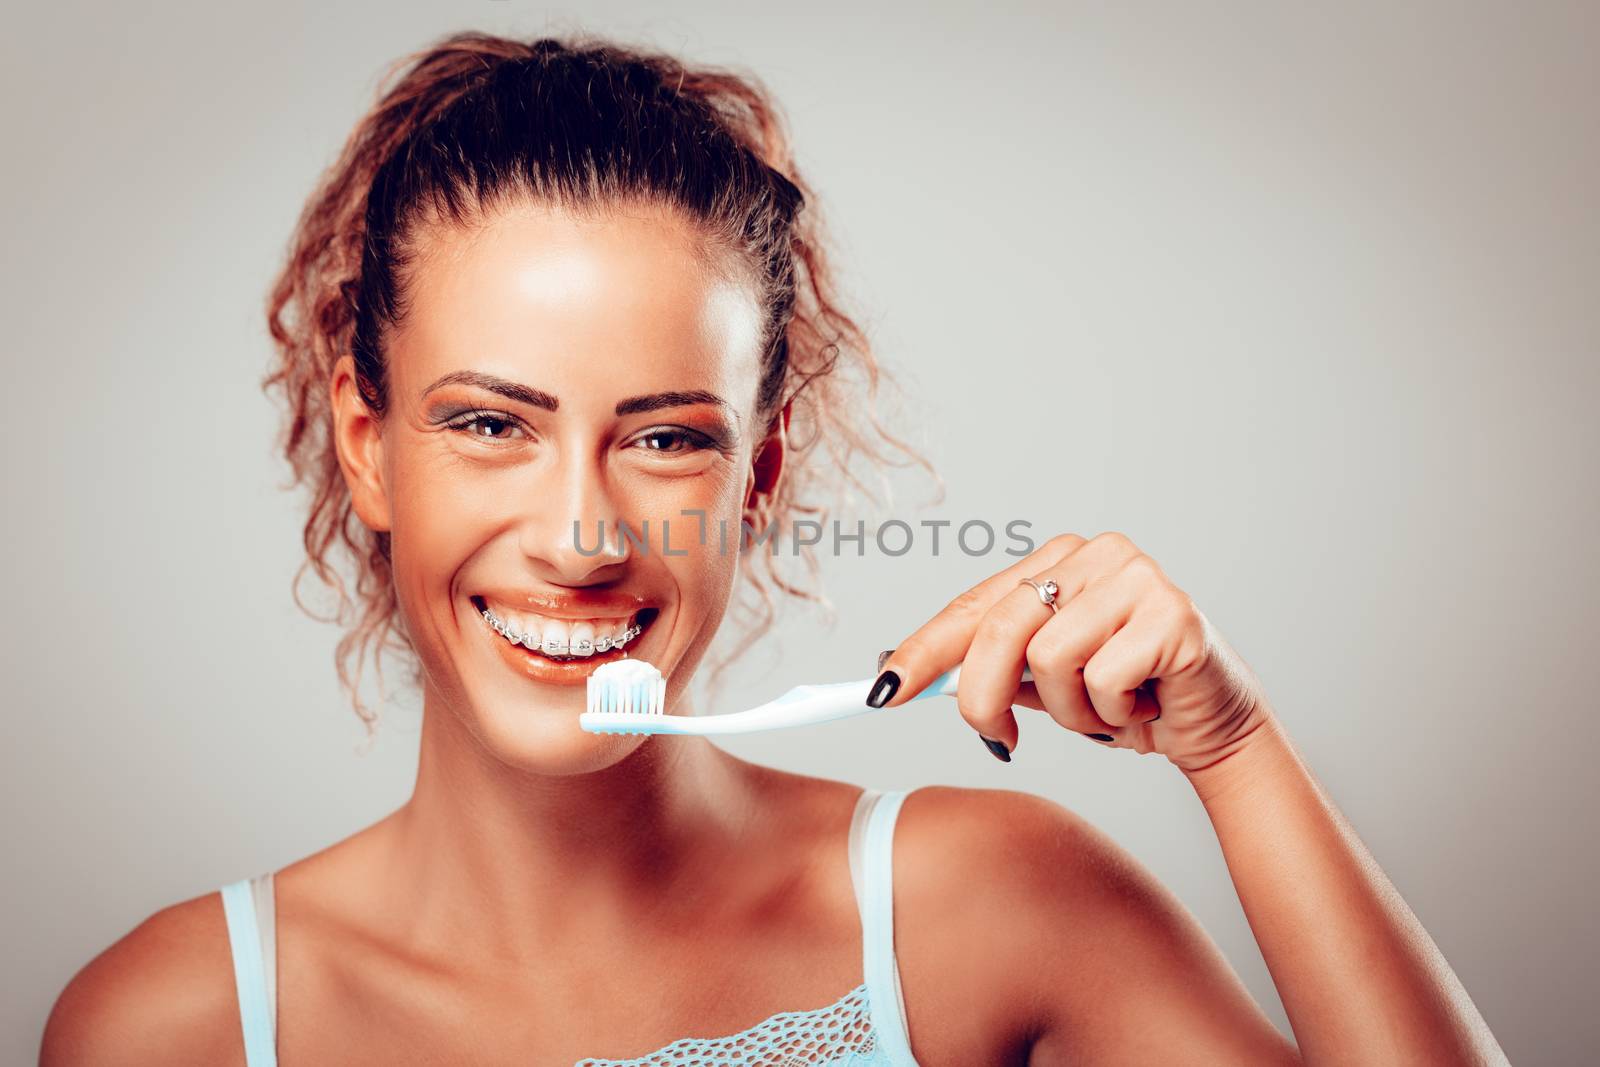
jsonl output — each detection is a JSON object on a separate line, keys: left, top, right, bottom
{"left": 422, "top": 371, "right": 558, "bottom": 411}
{"left": 421, "top": 371, "right": 737, "bottom": 420}
{"left": 615, "top": 389, "right": 739, "bottom": 421}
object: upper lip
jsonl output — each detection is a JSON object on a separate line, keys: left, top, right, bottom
{"left": 471, "top": 589, "right": 654, "bottom": 621}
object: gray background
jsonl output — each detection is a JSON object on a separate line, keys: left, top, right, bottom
{"left": 4, "top": 2, "right": 1596, "bottom": 1063}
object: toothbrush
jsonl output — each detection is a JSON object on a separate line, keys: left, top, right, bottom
{"left": 580, "top": 658, "right": 1036, "bottom": 736}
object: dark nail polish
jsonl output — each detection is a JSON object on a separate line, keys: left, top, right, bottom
{"left": 1087, "top": 732, "right": 1115, "bottom": 742}
{"left": 866, "top": 670, "right": 901, "bottom": 708}
{"left": 980, "top": 735, "right": 1012, "bottom": 762}
{"left": 876, "top": 648, "right": 896, "bottom": 673}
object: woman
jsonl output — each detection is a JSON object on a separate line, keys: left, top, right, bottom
{"left": 42, "top": 30, "right": 1506, "bottom": 1066}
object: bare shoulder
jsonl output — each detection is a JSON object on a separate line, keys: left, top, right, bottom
{"left": 881, "top": 785, "right": 1105, "bottom": 1061}
{"left": 892, "top": 786, "right": 1298, "bottom": 1065}
{"left": 895, "top": 784, "right": 1177, "bottom": 916}
{"left": 40, "top": 890, "right": 245, "bottom": 1067}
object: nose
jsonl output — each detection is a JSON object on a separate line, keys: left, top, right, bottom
{"left": 516, "top": 449, "right": 632, "bottom": 583}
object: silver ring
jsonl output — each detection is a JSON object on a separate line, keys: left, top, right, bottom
{"left": 1019, "top": 577, "right": 1060, "bottom": 613}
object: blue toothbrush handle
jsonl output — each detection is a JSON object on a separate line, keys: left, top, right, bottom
{"left": 581, "top": 663, "right": 1041, "bottom": 737}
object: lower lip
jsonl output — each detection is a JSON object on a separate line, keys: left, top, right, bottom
{"left": 474, "top": 604, "right": 655, "bottom": 687}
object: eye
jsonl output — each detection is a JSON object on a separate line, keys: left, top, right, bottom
{"left": 444, "top": 410, "right": 526, "bottom": 442}
{"left": 632, "top": 427, "right": 716, "bottom": 454}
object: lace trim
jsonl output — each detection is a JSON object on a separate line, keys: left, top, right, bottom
{"left": 573, "top": 981, "right": 885, "bottom": 1066}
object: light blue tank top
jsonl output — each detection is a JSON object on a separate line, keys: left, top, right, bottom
{"left": 219, "top": 787, "right": 921, "bottom": 1065}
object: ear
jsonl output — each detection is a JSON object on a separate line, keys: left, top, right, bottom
{"left": 330, "top": 355, "right": 393, "bottom": 533}
{"left": 744, "top": 401, "right": 790, "bottom": 523}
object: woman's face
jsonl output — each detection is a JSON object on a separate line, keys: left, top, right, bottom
{"left": 332, "top": 200, "right": 778, "bottom": 772}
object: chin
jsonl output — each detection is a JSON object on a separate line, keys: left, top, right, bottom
{"left": 456, "top": 687, "right": 653, "bottom": 776}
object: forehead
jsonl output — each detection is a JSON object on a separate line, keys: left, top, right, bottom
{"left": 389, "top": 201, "right": 766, "bottom": 404}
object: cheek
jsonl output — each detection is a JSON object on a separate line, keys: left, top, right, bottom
{"left": 618, "top": 470, "right": 742, "bottom": 599}
{"left": 385, "top": 445, "right": 501, "bottom": 603}
{"left": 665, "top": 522, "right": 736, "bottom": 603}
{"left": 620, "top": 450, "right": 747, "bottom": 532}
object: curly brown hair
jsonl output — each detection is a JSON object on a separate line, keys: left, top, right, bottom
{"left": 262, "top": 29, "right": 935, "bottom": 736}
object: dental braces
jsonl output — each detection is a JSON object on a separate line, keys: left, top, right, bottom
{"left": 481, "top": 605, "right": 642, "bottom": 657}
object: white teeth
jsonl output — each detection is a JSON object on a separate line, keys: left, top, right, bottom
{"left": 570, "top": 622, "right": 596, "bottom": 657}
{"left": 479, "top": 601, "right": 645, "bottom": 659}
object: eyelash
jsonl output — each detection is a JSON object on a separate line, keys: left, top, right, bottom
{"left": 444, "top": 410, "right": 524, "bottom": 441}
{"left": 442, "top": 410, "right": 719, "bottom": 454}
{"left": 634, "top": 428, "right": 719, "bottom": 454}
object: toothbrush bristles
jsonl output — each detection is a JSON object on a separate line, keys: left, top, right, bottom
{"left": 585, "top": 660, "right": 666, "bottom": 729}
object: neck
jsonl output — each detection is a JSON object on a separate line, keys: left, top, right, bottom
{"left": 377, "top": 678, "right": 756, "bottom": 971}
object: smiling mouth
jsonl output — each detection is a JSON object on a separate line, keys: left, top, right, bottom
{"left": 470, "top": 596, "right": 660, "bottom": 663}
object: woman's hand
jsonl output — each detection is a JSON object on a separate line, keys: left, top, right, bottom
{"left": 868, "top": 531, "right": 1274, "bottom": 773}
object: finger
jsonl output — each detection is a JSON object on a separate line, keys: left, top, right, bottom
{"left": 1023, "top": 585, "right": 1124, "bottom": 738}
{"left": 880, "top": 660, "right": 1047, "bottom": 712}
{"left": 1078, "top": 679, "right": 1163, "bottom": 754}
{"left": 1030, "top": 557, "right": 1174, "bottom": 750}
{"left": 870, "top": 534, "right": 1086, "bottom": 707}
{"left": 1011, "top": 681, "right": 1046, "bottom": 711}
{"left": 952, "top": 580, "right": 1068, "bottom": 751}
{"left": 1082, "top": 607, "right": 1169, "bottom": 728}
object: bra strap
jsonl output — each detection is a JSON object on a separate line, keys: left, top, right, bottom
{"left": 220, "top": 878, "right": 278, "bottom": 1067}
{"left": 861, "top": 787, "right": 917, "bottom": 1064}
{"left": 252, "top": 873, "right": 277, "bottom": 1036}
